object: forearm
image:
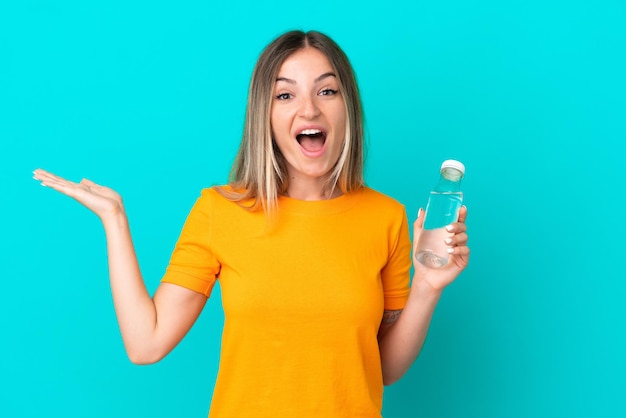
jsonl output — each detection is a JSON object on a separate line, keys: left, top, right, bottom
{"left": 378, "top": 280, "right": 442, "bottom": 385}
{"left": 102, "top": 211, "right": 159, "bottom": 363}
{"left": 33, "top": 169, "right": 184, "bottom": 363}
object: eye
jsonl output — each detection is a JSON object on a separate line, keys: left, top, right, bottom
{"left": 319, "top": 89, "right": 338, "bottom": 96}
{"left": 275, "top": 93, "right": 292, "bottom": 100}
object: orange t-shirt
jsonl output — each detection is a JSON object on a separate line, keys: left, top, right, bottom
{"left": 162, "top": 186, "right": 412, "bottom": 417}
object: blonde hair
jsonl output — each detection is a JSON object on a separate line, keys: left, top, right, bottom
{"left": 218, "top": 30, "right": 365, "bottom": 212}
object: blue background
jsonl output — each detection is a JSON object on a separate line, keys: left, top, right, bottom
{"left": 2, "top": 0, "right": 625, "bottom": 417}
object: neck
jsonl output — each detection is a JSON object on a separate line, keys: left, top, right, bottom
{"left": 284, "top": 177, "right": 343, "bottom": 201}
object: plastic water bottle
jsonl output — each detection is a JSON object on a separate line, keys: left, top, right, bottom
{"left": 415, "top": 160, "right": 465, "bottom": 268}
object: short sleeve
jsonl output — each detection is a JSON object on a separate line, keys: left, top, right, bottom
{"left": 381, "top": 209, "right": 412, "bottom": 310}
{"left": 161, "top": 189, "right": 221, "bottom": 297}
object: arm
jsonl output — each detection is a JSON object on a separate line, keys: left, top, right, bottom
{"left": 104, "top": 211, "right": 207, "bottom": 364}
{"left": 378, "top": 206, "right": 469, "bottom": 385}
{"left": 34, "top": 169, "right": 206, "bottom": 364}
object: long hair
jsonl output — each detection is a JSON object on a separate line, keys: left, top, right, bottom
{"left": 218, "top": 30, "right": 365, "bottom": 213}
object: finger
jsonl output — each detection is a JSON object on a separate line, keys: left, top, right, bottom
{"left": 33, "top": 168, "right": 70, "bottom": 182}
{"left": 38, "top": 175, "right": 77, "bottom": 191}
{"left": 448, "top": 245, "right": 470, "bottom": 263}
{"left": 445, "top": 232, "right": 468, "bottom": 247}
{"left": 41, "top": 179, "right": 85, "bottom": 199}
{"left": 32, "top": 168, "right": 47, "bottom": 179}
{"left": 80, "top": 178, "right": 98, "bottom": 187}
{"left": 457, "top": 205, "right": 468, "bottom": 223}
{"left": 33, "top": 168, "right": 54, "bottom": 177}
{"left": 33, "top": 168, "right": 59, "bottom": 183}
{"left": 34, "top": 170, "right": 88, "bottom": 199}
{"left": 33, "top": 169, "right": 73, "bottom": 186}
{"left": 412, "top": 208, "right": 425, "bottom": 253}
{"left": 34, "top": 172, "right": 73, "bottom": 189}
{"left": 451, "top": 245, "right": 470, "bottom": 256}
{"left": 445, "top": 221, "right": 467, "bottom": 235}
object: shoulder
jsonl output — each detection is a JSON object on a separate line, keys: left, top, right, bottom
{"left": 197, "top": 185, "right": 247, "bottom": 205}
{"left": 358, "top": 186, "right": 402, "bottom": 204}
{"left": 185, "top": 186, "right": 236, "bottom": 216}
{"left": 200, "top": 185, "right": 234, "bottom": 198}
{"left": 192, "top": 186, "right": 221, "bottom": 208}
{"left": 193, "top": 186, "right": 260, "bottom": 222}
{"left": 341, "top": 187, "right": 408, "bottom": 232}
{"left": 355, "top": 186, "right": 406, "bottom": 215}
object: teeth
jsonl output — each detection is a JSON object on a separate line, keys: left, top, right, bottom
{"left": 299, "top": 129, "right": 322, "bottom": 135}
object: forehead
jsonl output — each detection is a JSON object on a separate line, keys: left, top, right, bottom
{"left": 277, "top": 47, "right": 335, "bottom": 77}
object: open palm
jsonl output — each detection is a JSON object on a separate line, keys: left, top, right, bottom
{"left": 33, "top": 169, "right": 124, "bottom": 220}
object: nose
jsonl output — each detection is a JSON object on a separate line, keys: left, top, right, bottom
{"left": 297, "top": 94, "right": 320, "bottom": 119}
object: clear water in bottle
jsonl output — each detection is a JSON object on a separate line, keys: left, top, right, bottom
{"left": 415, "top": 160, "right": 465, "bottom": 268}
{"left": 415, "top": 192, "right": 463, "bottom": 268}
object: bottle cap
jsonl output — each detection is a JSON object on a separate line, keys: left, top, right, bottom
{"left": 441, "top": 159, "right": 465, "bottom": 175}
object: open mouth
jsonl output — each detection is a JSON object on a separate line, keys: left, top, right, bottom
{"left": 296, "top": 128, "right": 327, "bottom": 153}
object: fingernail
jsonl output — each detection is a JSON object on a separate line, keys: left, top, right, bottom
{"left": 447, "top": 247, "right": 454, "bottom": 254}
{"left": 444, "top": 238, "right": 452, "bottom": 244}
{"left": 445, "top": 225, "right": 454, "bottom": 232}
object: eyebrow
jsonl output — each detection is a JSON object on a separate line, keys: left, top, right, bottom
{"left": 275, "top": 72, "right": 336, "bottom": 84}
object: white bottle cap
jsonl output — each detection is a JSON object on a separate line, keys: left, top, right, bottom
{"left": 441, "top": 159, "right": 465, "bottom": 175}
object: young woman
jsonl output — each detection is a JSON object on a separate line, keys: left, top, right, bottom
{"left": 33, "top": 30, "right": 469, "bottom": 417}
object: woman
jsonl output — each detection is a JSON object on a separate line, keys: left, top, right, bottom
{"left": 33, "top": 30, "right": 469, "bottom": 417}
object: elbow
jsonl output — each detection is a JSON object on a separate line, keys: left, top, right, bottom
{"left": 382, "top": 372, "right": 401, "bottom": 387}
{"left": 128, "top": 354, "right": 157, "bottom": 365}
{"left": 126, "top": 345, "right": 165, "bottom": 365}
{"left": 381, "top": 361, "right": 406, "bottom": 386}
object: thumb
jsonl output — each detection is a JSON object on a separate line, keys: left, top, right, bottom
{"left": 80, "top": 178, "right": 97, "bottom": 187}
{"left": 412, "top": 208, "right": 425, "bottom": 254}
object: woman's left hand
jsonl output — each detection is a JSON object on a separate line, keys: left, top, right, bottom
{"left": 412, "top": 206, "right": 470, "bottom": 291}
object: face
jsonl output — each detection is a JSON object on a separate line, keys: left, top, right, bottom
{"left": 270, "top": 47, "right": 347, "bottom": 187}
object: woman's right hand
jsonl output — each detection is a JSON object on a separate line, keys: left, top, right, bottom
{"left": 34, "top": 168, "right": 207, "bottom": 364}
{"left": 33, "top": 168, "right": 125, "bottom": 222}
